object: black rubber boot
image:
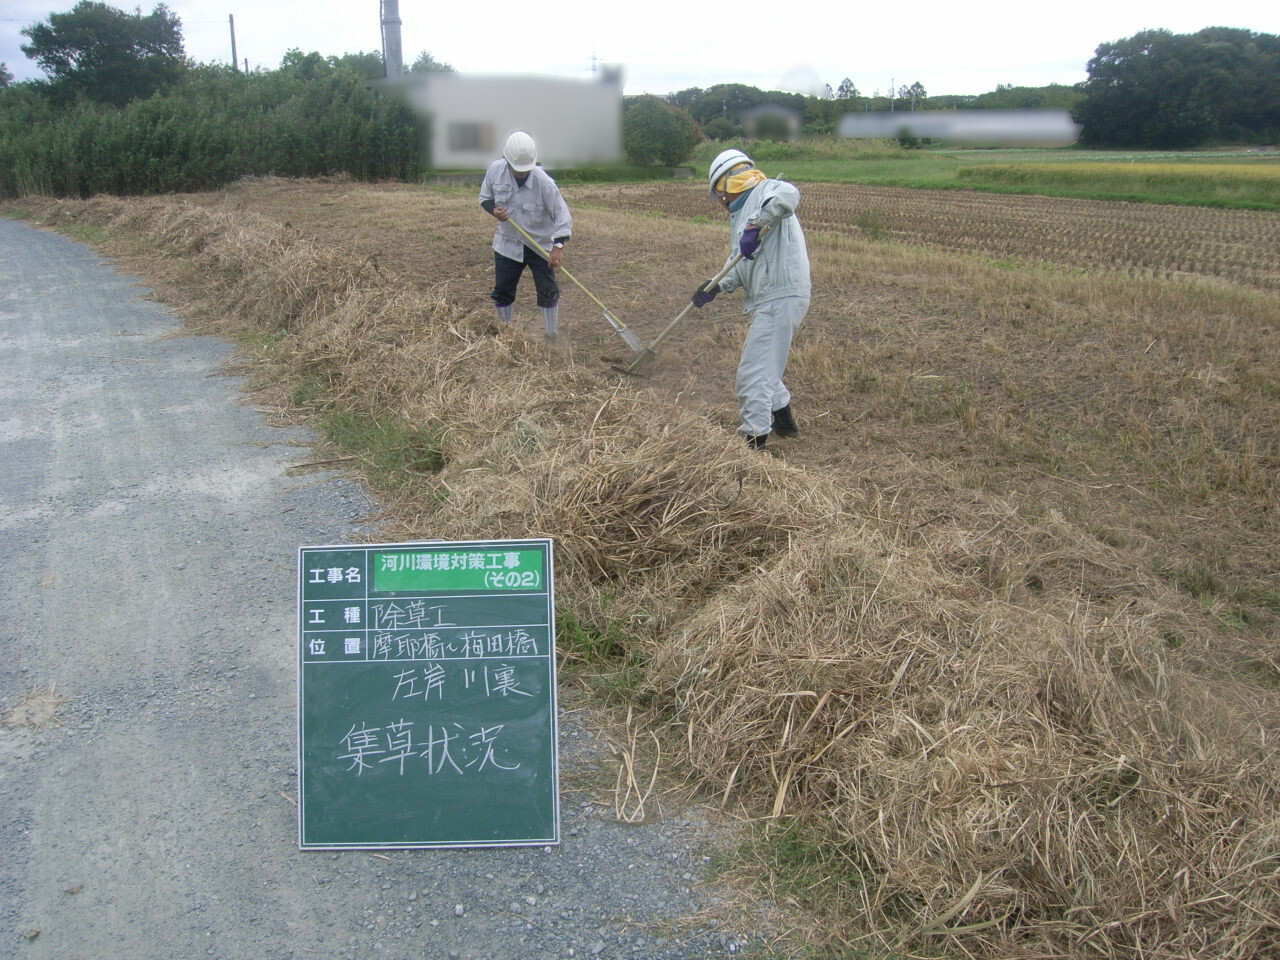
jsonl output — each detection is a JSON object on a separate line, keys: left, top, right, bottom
{"left": 771, "top": 404, "right": 799, "bottom": 438}
{"left": 746, "top": 434, "right": 768, "bottom": 449}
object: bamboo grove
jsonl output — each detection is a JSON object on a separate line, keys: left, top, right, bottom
{"left": 0, "top": 62, "right": 422, "bottom": 199}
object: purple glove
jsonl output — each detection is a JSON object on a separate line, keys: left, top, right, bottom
{"left": 692, "top": 283, "right": 718, "bottom": 308}
{"left": 739, "top": 225, "right": 762, "bottom": 260}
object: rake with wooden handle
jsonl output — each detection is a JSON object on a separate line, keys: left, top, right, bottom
{"left": 504, "top": 218, "right": 650, "bottom": 354}
{"left": 622, "top": 223, "right": 772, "bottom": 376}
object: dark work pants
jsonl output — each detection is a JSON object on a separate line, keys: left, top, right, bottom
{"left": 491, "top": 249, "right": 559, "bottom": 308}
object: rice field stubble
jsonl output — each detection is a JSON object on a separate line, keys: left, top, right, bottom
{"left": 7, "top": 177, "right": 1279, "bottom": 959}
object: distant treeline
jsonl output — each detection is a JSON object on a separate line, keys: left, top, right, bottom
{"left": 661, "top": 82, "right": 1084, "bottom": 140}
{"left": 0, "top": 54, "right": 421, "bottom": 199}
{"left": 663, "top": 28, "right": 1279, "bottom": 149}
{"left": 2, "top": 12, "right": 1276, "bottom": 201}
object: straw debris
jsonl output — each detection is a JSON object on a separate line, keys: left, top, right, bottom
{"left": 11, "top": 186, "right": 1280, "bottom": 960}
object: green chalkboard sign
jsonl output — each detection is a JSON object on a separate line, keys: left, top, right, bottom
{"left": 297, "top": 539, "right": 558, "bottom": 849}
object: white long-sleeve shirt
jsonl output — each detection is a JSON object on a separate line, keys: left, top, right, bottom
{"left": 478, "top": 160, "right": 573, "bottom": 261}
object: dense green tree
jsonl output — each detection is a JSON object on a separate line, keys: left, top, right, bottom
{"left": 665, "top": 87, "right": 703, "bottom": 110}
{"left": 622, "top": 95, "right": 699, "bottom": 165}
{"left": 968, "top": 83, "right": 1081, "bottom": 111}
{"left": 701, "top": 116, "right": 736, "bottom": 140}
{"left": 802, "top": 93, "right": 846, "bottom": 128}
{"left": 1077, "top": 27, "right": 1280, "bottom": 147}
{"left": 278, "top": 49, "right": 349, "bottom": 81}
{"left": 669, "top": 82, "right": 850, "bottom": 134}
{"left": 836, "top": 77, "right": 857, "bottom": 99}
{"left": 332, "top": 51, "right": 386, "bottom": 80}
{"left": 20, "top": 2, "right": 186, "bottom": 106}
{"left": 0, "top": 63, "right": 12, "bottom": 88}
{"left": 683, "top": 84, "right": 771, "bottom": 124}
{"left": 929, "top": 94, "right": 978, "bottom": 109}
{"left": 408, "top": 51, "right": 453, "bottom": 73}
{"left": 274, "top": 49, "right": 446, "bottom": 83}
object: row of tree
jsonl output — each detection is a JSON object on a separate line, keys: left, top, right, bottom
{"left": 655, "top": 29, "right": 1277, "bottom": 148}
{"left": 2, "top": 4, "right": 1277, "bottom": 198}
{"left": 824, "top": 79, "right": 1081, "bottom": 112}
{"left": 831, "top": 78, "right": 927, "bottom": 107}
{"left": 660, "top": 80, "right": 1087, "bottom": 141}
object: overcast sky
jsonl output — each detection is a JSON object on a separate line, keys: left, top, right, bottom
{"left": 3, "top": 1, "right": 1276, "bottom": 98}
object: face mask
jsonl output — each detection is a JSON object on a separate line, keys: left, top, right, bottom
{"left": 716, "top": 167, "right": 766, "bottom": 197}
{"left": 725, "top": 168, "right": 766, "bottom": 193}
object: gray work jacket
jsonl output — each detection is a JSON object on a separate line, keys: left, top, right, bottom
{"left": 717, "top": 179, "right": 811, "bottom": 311}
{"left": 479, "top": 160, "right": 573, "bottom": 261}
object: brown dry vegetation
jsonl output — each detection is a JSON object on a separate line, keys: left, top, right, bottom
{"left": 6, "top": 177, "right": 1280, "bottom": 960}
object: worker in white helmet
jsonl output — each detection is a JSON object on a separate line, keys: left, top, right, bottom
{"left": 693, "top": 148, "right": 810, "bottom": 449}
{"left": 479, "top": 131, "right": 573, "bottom": 343}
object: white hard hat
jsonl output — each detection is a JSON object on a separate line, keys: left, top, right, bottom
{"left": 503, "top": 131, "right": 537, "bottom": 172}
{"left": 708, "top": 148, "right": 753, "bottom": 198}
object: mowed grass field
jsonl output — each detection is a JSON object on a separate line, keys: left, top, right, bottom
{"left": 7, "top": 170, "right": 1279, "bottom": 959}
{"left": 577, "top": 178, "right": 1280, "bottom": 289}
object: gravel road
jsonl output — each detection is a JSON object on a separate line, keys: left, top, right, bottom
{"left": 0, "top": 217, "right": 757, "bottom": 960}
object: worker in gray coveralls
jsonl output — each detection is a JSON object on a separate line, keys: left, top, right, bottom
{"left": 479, "top": 131, "right": 573, "bottom": 343}
{"left": 693, "top": 147, "right": 810, "bottom": 449}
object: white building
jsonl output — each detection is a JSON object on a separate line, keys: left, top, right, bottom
{"left": 399, "top": 68, "right": 624, "bottom": 171}
{"left": 838, "top": 109, "right": 1080, "bottom": 146}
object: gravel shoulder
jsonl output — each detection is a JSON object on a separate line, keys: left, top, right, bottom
{"left": 0, "top": 217, "right": 758, "bottom": 960}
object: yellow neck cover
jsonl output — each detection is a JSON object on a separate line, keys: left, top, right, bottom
{"left": 721, "top": 167, "right": 766, "bottom": 195}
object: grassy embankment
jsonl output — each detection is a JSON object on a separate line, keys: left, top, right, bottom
{"left": 4, "top": 177, "right": 1278, "bottom": 960}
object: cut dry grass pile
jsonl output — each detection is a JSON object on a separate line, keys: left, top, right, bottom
{"left": 11, "top": 192, "right": 1280, "bottom": 959}
{"left": 651, "top": 524, "right": 1280, "bottom": 957}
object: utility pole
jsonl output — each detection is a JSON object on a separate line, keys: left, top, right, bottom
{"left": 381, "top": 0, "right": 403, "bottom": 78}
{"left": 229, "top": 14, "right": 238, "bottom": 72}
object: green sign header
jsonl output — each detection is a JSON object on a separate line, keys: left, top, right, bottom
{"left": 373, "top": 547, "right": 544, "bottom": 593}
